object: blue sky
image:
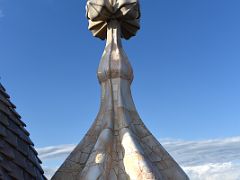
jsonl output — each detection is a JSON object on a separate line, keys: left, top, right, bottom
{"left": 1, "top": 0, "right": 240, "bottom": 147}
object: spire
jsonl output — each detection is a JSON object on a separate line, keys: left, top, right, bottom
{"left": 0, "top": 83, "right": 46, "bottom": 180}
{"left": 52, "top": 0, "right": 189, "bottom": 179}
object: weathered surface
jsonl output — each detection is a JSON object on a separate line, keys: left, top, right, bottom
{"left": 52, "top": 0, "right": 189, "bottom": 179}
{"left": 0, "top": 83, "right": 46, "bottom": 180}
{"left": 86, "top": 0, "right": 140, "bottom": 40}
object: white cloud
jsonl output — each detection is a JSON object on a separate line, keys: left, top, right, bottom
{"left": 37, "top": 144, "right": 75, "bottom": 160}
{"left": 183, "top": 162, "right": 240, "bottom": 180}
{"left": 162, "top": 136, "right": 240, "bottom": 166}
{"left": 42, "top": 167, "right": 57, "bottom": 180}
{"left": 37, "top": 137, "right": 240, "bottom": 180}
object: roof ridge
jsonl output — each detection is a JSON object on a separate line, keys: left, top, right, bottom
{"left": 0, "top": 83, "right": 47, "bottom": 180}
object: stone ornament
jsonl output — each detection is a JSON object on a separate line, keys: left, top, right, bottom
{"left": 52, "top": 0, "right": 189, "bottom": 179}
{"left": 86, "top": 0, "right": 140, "bottom": 39}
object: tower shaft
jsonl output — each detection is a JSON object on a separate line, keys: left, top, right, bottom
{"left": 52, "top": 0, "right": 189, "bottom": 179}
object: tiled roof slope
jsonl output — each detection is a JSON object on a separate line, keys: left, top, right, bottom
{"left": 0, "top": 83, "right": 46, "bottom": 180}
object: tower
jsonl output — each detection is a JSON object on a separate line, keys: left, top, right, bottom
{"left": 52, "top": 0, "right": 189, "bottom": 179}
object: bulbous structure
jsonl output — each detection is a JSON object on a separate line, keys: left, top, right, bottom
{"left": 52, "top": 0, "right": 189, "bottom": 179}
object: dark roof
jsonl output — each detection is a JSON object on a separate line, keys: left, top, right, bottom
{"left": 0, "top": 83, "right": 46, "bottom": 180}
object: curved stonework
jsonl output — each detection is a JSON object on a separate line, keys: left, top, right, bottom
{"left": 86, "top": 0, "right": 140, "bottom": 40}
{"left": 0, "top": 83, "right": 46, "bottom": 180}
{"left": 52, "top": 0, "right": 189, "bottom": 179}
